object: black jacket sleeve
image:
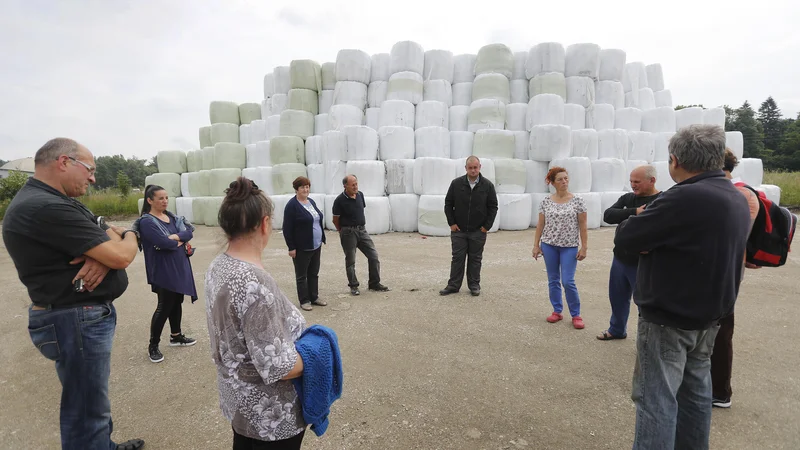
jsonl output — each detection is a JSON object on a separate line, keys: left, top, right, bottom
{"left": 283, "top": 199, "right": 296, "bottom": 251}
{"left": 444, "top": 179, "right": 456, "bottom": 226}
{"left": 483, "top": 182, "right": 499, "bottom": 230}
{"left": 614, "top": 190, "right": 686, "bottom": 253}
{"left": 603, "top": 193, "right": 638, "bottom": 224}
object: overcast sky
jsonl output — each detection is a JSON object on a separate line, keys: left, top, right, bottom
{"left": 1, "top": 0, "right": 798, "bottom": 162}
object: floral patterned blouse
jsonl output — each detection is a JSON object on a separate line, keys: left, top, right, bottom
{"left": 538, "top": 195, "right": 587, "bottom": 248}
{"left": 205, "top": 253, "right": 307, "bottom": 441}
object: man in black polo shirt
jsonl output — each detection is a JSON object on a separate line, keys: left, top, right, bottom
{"left": 331, "top": 174, "right": 389, "bottom": 296}
{"left": 2, "top": 138, "right": 144, "bottom": 450}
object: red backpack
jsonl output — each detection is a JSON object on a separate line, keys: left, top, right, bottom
{"left": 735, "top": 182, "right": 797, "bottom": 267}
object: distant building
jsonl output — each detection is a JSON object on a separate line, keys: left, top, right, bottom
{"left": 0, "top": 158, "right": 34, "bottom": 179}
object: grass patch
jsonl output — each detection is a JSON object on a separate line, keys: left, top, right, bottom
{"left": 763, "top": 171, "right": 800, "bottom": 207}
{"left": 79, "top": 192, "right": 140, "bottom": 219}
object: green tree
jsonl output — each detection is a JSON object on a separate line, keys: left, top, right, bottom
{"left": 116, "top": 170, "right": 131, "bottom": 197}
{"left": 94, "top": 155, "right": 158, "bottom": 190}
{"left": 674, "top": 104, "right": 704, "bottom": 110}
{"left": 0, "top": 159, "right": 7, "bottom": 167}
{"left": 728, "top": 101, "right": 765, "bottom": 158}
{"left": 758, "top": 97, "right": 783, "bottom": 151}
{"left": 0, "top": 170, "right": 30, "bottom": 201}
{"left": 723, "top": 105, "right": 737, "bottom": 131}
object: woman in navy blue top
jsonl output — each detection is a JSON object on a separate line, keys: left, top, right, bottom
{"left": 135, "top": 185, "right": 198, "bottom": 363}
{"left": 283, "top": 176, "right": 326, "bottom": 311}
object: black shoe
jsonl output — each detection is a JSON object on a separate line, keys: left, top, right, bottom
{"left": 148, "top": 346, "right": 164, "bottom": 363}
{"left": 117, "top": 438, "right": 145, "bottom": 450}
{"left": 369, "top": 283, "right": 390, "bottom": 292}
{"left": 439, "top": 287, "right": 458, "bottom": 295}
{"left": 169, "top": 334, "right": 197, "bottom": 347}
{"left": 712, "top": 397, "right": 731, "bottom": 408}
{"left": 470, "top": 289, "right": 481, "bottom": 296}
{"left": 350, "top": 287, "right": 360, "bottom": 296}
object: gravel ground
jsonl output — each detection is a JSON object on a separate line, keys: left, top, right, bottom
{"left": 1, "top": 225, "right": 798, "bottom": 450}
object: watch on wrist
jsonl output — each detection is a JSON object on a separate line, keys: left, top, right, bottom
{"left": 121, "top": 230, "right": 140, "bottom": 241}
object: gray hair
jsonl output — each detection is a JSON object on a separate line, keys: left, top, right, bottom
{"left": 34, "top": 138, "right": 80, "bottom": 166}
{"left": 668, "top": 125, "right": 726, "bottom": 173}
{"left": 342, "top": 174, "right": 357, "bottom": 186}
{"left": 633, "top": 164, "right": 658, "bottom": 180}
{"left": 465, "top": 155, "right": 480, "bottom": 165}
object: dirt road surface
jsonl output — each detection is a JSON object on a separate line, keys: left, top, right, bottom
{"left": 1, "top": 225, "right": 798, "bottom": 449}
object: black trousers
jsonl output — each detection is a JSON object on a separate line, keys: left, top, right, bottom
{"left": 339, "top": 226, "right": 380, "bottom": 288}
{"left": 233, "top": 428, "right": 304, "bottom": 450}
{"left": 711, "top": 312, "right": 735, "bottom": 399}
{"left": 293, "top": 247, "right": 321, "bottom": 305}
{"left": 150, "top": 288, "right": 184, "bottom": 347}
{"left": 446, "top": 230, "right": 487, "bottom": 291}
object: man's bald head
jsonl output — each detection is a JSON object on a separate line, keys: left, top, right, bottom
{"left": 630, "top": 164, "right": 659, "bottom": 197}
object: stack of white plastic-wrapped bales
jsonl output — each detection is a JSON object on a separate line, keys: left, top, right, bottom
{"left": 170, "top": 40, "right": 777, "bottom": 234}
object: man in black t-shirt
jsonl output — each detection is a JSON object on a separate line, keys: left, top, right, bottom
{"left": 598, "top": 164, "right": 661, "bottom": 341}
{"left": 2, "top": 138, "right": 144, "bottom": 450}
{"left": 331, "top": 174, "right": 389, "bottom": 296}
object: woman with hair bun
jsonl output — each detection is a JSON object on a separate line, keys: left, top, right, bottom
{"left": 532, "top": 167, "right": 589, "bottom": 330}
{"left": 204, "top": 177, "right": 308, "bottom": 449}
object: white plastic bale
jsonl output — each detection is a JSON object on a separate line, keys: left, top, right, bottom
{"left": 415, "top": 126, "right": 450, "bottom": 159}
{"left": 378, "top": 100, "right": 414, "bottom": 129}
{"left": 497, "top": 193, "right": 532, "bottom": 230}
{"left": 654, "top": 90, "right": 673, "bottom": 108}
{"left": 597, "top": 129, "right": 629, "bottom": 160}
{"left": 653, "top": 132, "right": 675, "bottom": 162}
{"left": 176, "top": 197, "right": 195, "bottom": 223}
{"left": 270, "top": 194, "right": 293, "bottom": 230}
{"left": 389, "top": 194, "right": 419, "bottom": 232}
{"left": 598, "top": 49, "right": 626, "bottom": 82}
{"left": 202, "top": 147, "right": 215, "bottom": 170}
{"left": 513, "top": 131, "right": 529, "bottom": 159}
{"left": 239, "top": 124, "right": 251, "bottom": 146}
{"left": 450, "top": 131, "right": 474, "bottom": 159}
{"left": 209, "top": 101, "right": 240, "bottom": 125}
{"left": 726, "top": 131, "right": 744, "bottom": 160}
{"left": 263, "top": 73, "right": 275, "bottom": 99}
{"left": 386, "top": 71, "right": 423, "bottom": 105}
{"left": 452, "top": 82, "right": 473, "bottom": 106}
{"left": 454, "top": 157, "right": 495, "bottom": 184}
{"left": 627, "top": 132, "right": 655, "bottom": 163}
{"left": 574, "top": 192, "right": 602, "bottom": 229}
{"left": 453, "top": 54, "right": 477, "bottom": 83}
{"left": 279, "top": 110, "right": 314, "bottom": 139}
{"left": 321, "top": 63, "right": 336, "bottom": 90}
{"left": 333, "top": 81, "right": 368, "bottom": 110}
{"left": 626, "top": 160, "right": 649, "bottom": 182}
{"left": 512, "top": 52, "right": 527, "bottom": 80}
{"left": 414, "top": 158, "right": 456, "bottom": 195}
{"left": 417, "top": 195, "right": 449, "bottom": 236}
{"left": 187, "top": 150, "right": 202, "bottom": 173}
{"left": 653, "top": 161, "right": 675, "bottom": 191}
{"left": 323, "top": 161, "right": 347, "bottom": 195}
{"left": 600, "top": 191, "right": 627, "bottom": 226}
{"left": 494, "top": 160, "right": 527, "bottom": 194}
{"left": 756, "top": 185, "right": 781, "bottom": 206}
{"left": 423, "top": 80, "right": 453, "bottom": 106}
{"left": 449, "top": 105, "right": 469, "bottom": 132}
{"left": 201, "top": 197, "right": 224, "bottom": 227}
{"left": 585, "top": 104, "right": 615, "bottom": 131}
{"left": 197, "top": 170, "right": 211, "bottom": 195}
{"left": 270, "top": 136, "right": 305, "bottom": 165}
{"left": 370, "top": 53, "right": 391, "bottom": 82}
{"left": 247, "top": 167, "right": 273, "bottom": 195}
{"left": 468, "top": 99, "right": 506, "bottom": 132}
{"left": 524, "top": 160, "right": 549, "bottom": 193}
{"left": 272, "top": 163, "right": 308, "bottom": 195}
{"left": 288, "top": 89, "right": 319, "bottom": 115}
{"left": 318, "top": 90, "right": 334, "bottom": 114}
{"left": 180, "top": 172, "right": 191, "bottom": 197}
{"left": 505, "top": 103, "right": 528, "bottom": 131}
{"left": 527, "top": 94, "right": 565, "bottom": 129}
{"left": 641, "top": 107, "right": 676, "bottom": 133}
{"left": 345, "top": 161, "right": 385, "bottom": 196}
{"left": 271, "top": 94, "right": 288, "bottom": 115}
{"left": 645, "top": 64, "right": 665, "bottom": 92}
{"left": 378, "top": 126, "right": 415, "bottom": 160}
{"left": 335, "top": 49, "right": 371, "bottom": 84}
{"left": 566, "top": 76, "right": 595, "bottom": 108}
{"left": 266, "top": 115, "right": 281, "bottom": 140}
{"left": 324, "top": 194, "right": 337, "bottom": 229}
{"left": 548, "top": 157, "right": 592, "bottom": 193}
{"left": 157, "top": 150, "right": 187, "bottom": 174}
{"left": 525, "top": 43, "right": 566, "bottom": 78}
{"left": 290, "top": 60, "right": 322, "bottom": 92}
{"left": 321, "top": 131, "right": 347, "bottom": 161}
{"left": 328, "top": 104, "right": 364, "bottom": 131}
{"left": 211, "top": 123, "right": 239, "bottom": 144}
{"left": 564, "top": 104, "right": 586, "bottom": 129}
{"left": 475, "top": 44, "right": 514, "bottom": 79}
{"left": 622, "top": 62, "right": 648, "bottom": 93}
{"left": 385, "top": 159, "right": 415, "bottom": 194}
{"left": 365, "top": 108, "right": 380, "bottom": 130}
{"left": 703, "top": 108, "right": 725, "bottom": 129}
{"left": 634, "top": 88, "right": 656, "bottom": 111}
{"left": 244, "top": 144, "right": 256, "bottom": 168}
{"left": 473, "top": 129, "right": 515, "bottom": 160}
{"left": 199, "top": 126, "right": 212, "bottom": 148}
{"left": 595, "top": 81, "right": 625, "bottom": 109}
{"left": 213, "top": 143, "right": 246, "bottom": 169}
{"left": 305, "top": 136, "right": 323, "bottom": 165}
{"left": 368, "top": 81, "right": 388, "bottom": 108}
{"left": 315, "top": 114, "right": 329, "bottom": 136}
{"left": 571, "top": 129, "right": 599, "bottom": 160}
{"left": 364, "top": 197, "right": 391, "bottom": 234}
{"left": 529, "top": 72, "right": 567, "bottom": 100}
{"left": 675, "top": 107, "right": 705, "bottom": 130}
{"left": 415, "top": 101, "right": 449, "bottom": 129}
{"left": 472, "top": 73, "right": 510, "bottom": 104}
{"left": 423, "top": 50, "right": 454, "bottom": 82}
{"left": 208, "top": 168, "right": 242, "bottom": 196}
{"left": 344, "top": 125, "right": 379, "bottom": 160}
{"left": 591, "top": 158, "right": 627, "bottom": 192}
{"left": 529, "top": 193, "right": 550, "bottom": 227}
{"left": 565, "top": 43, "right": 601, "bottom": 79}
{"left": 615, "top": 108, "right": 643, "bottom": 131}
{"left": 248, "top": 140, "right": 270, "bottom": 167}
{"left": 390, "top": 41, "right": 425, "bottom": 75}
{"left": 529, "top": 125, "right": 571, "bottom": 162}
{"left": 510, "top": 80, "right": 529, "bottom": 104}
{"left": 250, "top": 119, "right": 268, "bottom": 143}
{"left": 273, "top": 66, "right": 291, "bottom": 94}
{"left": 732, "top": 158, "right": 763, "bottom": 186}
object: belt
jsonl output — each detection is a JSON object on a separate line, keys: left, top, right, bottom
{"left": 31, "top": 299, "right": 113, "bottom": 311}
{"left": 343, "top": 225, "right": 365, "bottom": 230}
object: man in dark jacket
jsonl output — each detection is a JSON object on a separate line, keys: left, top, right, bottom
{"left": 598, "top": 164, "right": 661, "bottom": 341}
{"left": 439, "top": 156, "right": 498, "bottom": 296}
{"left": 614, "top": 125, "right": 751, "bottom": 450}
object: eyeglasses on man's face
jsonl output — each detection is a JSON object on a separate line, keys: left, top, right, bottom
{"left": 68, "top": 156, "right": 96, "bottom": 175}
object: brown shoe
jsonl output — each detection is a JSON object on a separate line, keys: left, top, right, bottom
{"left": 311, "top": 299, "right": 328, "bottom": 306}
{"left": 300, "top": 303, "right": 313, "bottom": 311}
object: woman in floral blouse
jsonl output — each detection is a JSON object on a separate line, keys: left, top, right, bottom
{"left": 532, "top": 167, "right": 589, "bottom": 330}
{"left": 205, "top": 177, "right": 307, "bottom": 449}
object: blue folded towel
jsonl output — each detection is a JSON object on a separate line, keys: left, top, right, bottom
{"left": 292, "top": 325, "right": 343, "bottom": 436}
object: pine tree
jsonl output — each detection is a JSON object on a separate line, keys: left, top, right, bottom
{"left": 731, "top": 101, "right": 765, "bottom": 158}
{"left": 758, "top": 96, "right": 783, "bottom": 151}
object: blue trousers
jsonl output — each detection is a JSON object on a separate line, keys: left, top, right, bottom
{"left": 28, "top": 303, "right": 118, "bottom": 450}
{"left": 541, "top": 243, "right": 581, "bottom": 317}
{"left": 608, "top": 257, "right": 639, "bottom": 337}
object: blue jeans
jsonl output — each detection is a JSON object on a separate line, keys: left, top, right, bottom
{"left": 608, "top": 257, "right": 638, "bottom": 337}
{"left": 28, "top": 303, "right": 118, "bottom": 450}
{"left": 541, "top": 243, "right": 580, "bottom": 317}
{"left": 632, "top": 319, "right": 721, "bottom": 450}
